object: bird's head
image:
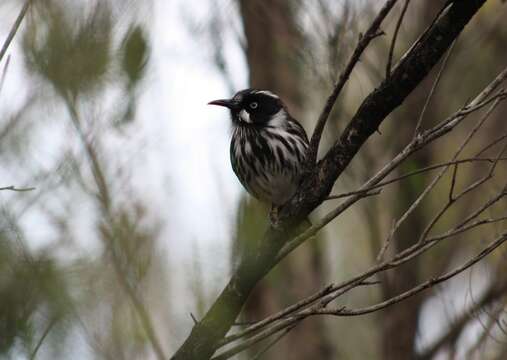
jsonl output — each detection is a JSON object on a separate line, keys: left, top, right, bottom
{"left": 208, "top": 89, "right": 287, "bottom": 126}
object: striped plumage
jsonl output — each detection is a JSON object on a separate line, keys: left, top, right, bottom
{"left": 209, "top": 89, "right": 308, "bottom": 206}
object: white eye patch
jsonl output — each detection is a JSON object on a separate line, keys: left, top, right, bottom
{"left": 239, "top": 109, "right": 251, "bottom": 123}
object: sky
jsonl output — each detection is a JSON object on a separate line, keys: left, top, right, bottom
{"left": 0, "top": 0, "right": 247, "bottom": 271}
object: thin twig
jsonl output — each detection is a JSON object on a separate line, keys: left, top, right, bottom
{"left": 224, "top": 231, "right": 507, "bottom": 355}
{"left": 319, "top": 233, "right": 507, "bottom": 316}
{"left": 475, "top": 133, "right": 507, "bottom": 157}
{"left": 29, "top": 317, "right": 58, "bottom": 360}
{"left": 325, "top": 188, "right": 382, "bottom": 200}
{"left": 279, "top": 82, "right": 507, "bottom": 265}
{"left": 306, "top": 0, "right": 397, "bottom": 167}
{"left": 250, "top": 324, "right": 296, "bottom": 360}
{"left": 419, "top": 281, "right": 507, "bottom": 360}
{"left": 388, "top": 94, "right": 504, "bottom": 246}
{"left": 0, "top": 185, "right": 35, "bottom": 192}
{"left": 377, "top": 219, "right": 396, "bottom": 262}
{"left": 449, "top": 163, "right": 458, "bottom": 202}
{"left": 326, "top": 157, "right": 507, "bottom": 200}
{"left": 0, "top": 0, "right": 33, "bottom": 63}
{"left": 224, "top": 98, "right": 507, "bottom": 348}
{"left": 386, "top": 0, "right": 411, "bottom": 78}
{"left": 0, "top": 55, "right": 11, "bottom": 94}
{"left": 219, "top": 284, "right": 334, "bottom": 347}
{"left": 414, "top": 39, "right": 457, "bottom": 135}
{"left": 213, "top": 319, "right": 301, "bottom": 360}
{"left": 466, "top": 304, "right": 507, "bottom": 359}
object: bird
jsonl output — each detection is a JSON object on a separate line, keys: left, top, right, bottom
{"left": 208, "top": 89, "right": 309, "bottom": 222}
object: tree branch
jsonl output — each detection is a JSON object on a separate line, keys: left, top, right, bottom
{"left": 283, "top": 0, "right": 489, "bottom": 223}
{"left": 0, "top": 185, "right": 35, "bottom": 192}
{"left": 0, "top": 0, "right": 33, "bottom": 63}
{"left": 171, "top": 2, "right": 489, "bottom": 359}
{"left": 417, "top": 274, "right": 507, "bottom": 360}
{"left": 306, "top": 0, "right": 397, "bottom": 167}
{"left": 386, "top": 0, "right": 411, "bottom": 78}
{"left": 215, "top": 84, "right": 507, "bottom": 351}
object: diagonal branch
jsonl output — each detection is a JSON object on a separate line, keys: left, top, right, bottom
{"left": 216, "top": 233, "right": 507, "bottom": 360}
{"left": 417, "top": 273, "right": 507, "bottom": 360}
{"left": 217, "top": 76, "right": 507, "bottom": 349}
{"left": 0, "top": 185, "right": 35, "bottom": 192}
{"left": 386, "top": 0, "right": 411, "bottom": 78}
{"left": 0, "top": 0, "right": 33, "bottom": 63}
{"left": 318, "top": 233, "right": 507, "bottom": 317}
{"left": 283, "top": 0, "right": 489, "bottom": 223}
{"left": 306, "top": 0, "right": 397, "bottom": 168}
{"left": 171, "top": 2, "right": 489, "bottom": 359}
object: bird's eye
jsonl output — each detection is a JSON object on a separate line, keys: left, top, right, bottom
{"left": 249, "top": 102, "right": 258, "bottom": 109}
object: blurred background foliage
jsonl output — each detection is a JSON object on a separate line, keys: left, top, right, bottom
{"left": 0, "top": 0, "right": 506, "bottom": 359}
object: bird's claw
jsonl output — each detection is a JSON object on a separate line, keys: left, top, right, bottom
{"left": 269, "top": 206, "right": 281, "bottom": 228}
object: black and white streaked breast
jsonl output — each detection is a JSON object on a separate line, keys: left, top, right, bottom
{"left": 230, "top": 102, "right": 308, "bottom": 206}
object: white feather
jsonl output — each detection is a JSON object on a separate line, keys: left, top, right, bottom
{"left": 267, "top": 109, "right": 287, "bottom": 128}
{"left": 239, "top": 109, "right": 251, "bottom": 123}
{"left": 255, "top": 90, "right": 279, "bottom": 99}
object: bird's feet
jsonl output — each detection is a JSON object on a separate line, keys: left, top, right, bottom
{"left": 269, "top": 205, "right": 281, "bottom": 228}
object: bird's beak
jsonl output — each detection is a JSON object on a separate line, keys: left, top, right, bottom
{"left": 208, "top": 98, "right": 235, "bottom": 109}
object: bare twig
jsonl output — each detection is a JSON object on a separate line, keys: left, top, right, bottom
{"left": 449, "top": 163, "right": 459, "bottom": 201}
{"left": 326, "top": 157, "right": 507, "bottom": 200}
{"left": 213, "top": 323, "right": 297, "bottom": 360}
{"left": 414, "top": 39, "right": 457, "bottom": 135}
{"left": 279, "top": 70, "right": 507, "bottom": 264}
{"left": 466, "top": 304, "right": 507, "bottom": 359}
{"left": 0, "top": 0, "right": 33, "bottom": 63}
{"left": 190, "top": 313, "right": 199, "bottom": 325}
{"left": 0, "top": 55, "right": 11, "bottom": 94}
{"left": 388, "top": 93, "right": 504, "bottom": 246}
{"left": 319, "top": 233, "right": 507, "bottom": 316}
{"left": 476, "top": 133, "right": 507, "bottom": 157}
{"left": 419, "top": 288, "right": 507, "bottom": 360}
{"left": 0, "top": 185, "right": 35, "bottom": 192}
{"left": 386, "top": 0, "right": 411, "bottom": 78}
{"left": 220, "top": 230, "right": 507, "bottom": 359}
{"left": 223, "top": 167, "right": 507, "bottom": 351}
{"left": 306, "top": 0, "right": 397, "bottom": 167}
{"left": 377, "top": 219, "right": 396, "bottom": 262}
{"left": 29, "top": 317, "right": 58, "bottom": 360}
{"left": 250, "top": 324, "right": 296, "bottom": 360}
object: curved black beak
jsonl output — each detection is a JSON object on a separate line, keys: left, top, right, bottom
{"left": 208, "top": 99, "right": 235, "bottom": 109}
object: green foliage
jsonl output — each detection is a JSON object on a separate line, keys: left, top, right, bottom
{"left": 22, "top": 2, "right": 113, "bottom": 100}
{"left": 113, "top": 25, "right": 150, "bottom": 128}
{"left": 121, "top": 25, "right": 149, "bottom": 89}
{"left": 0, "top": 233, "right": 71, "bottom": 356}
